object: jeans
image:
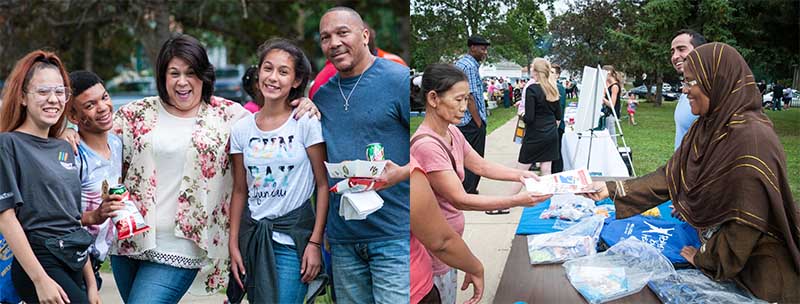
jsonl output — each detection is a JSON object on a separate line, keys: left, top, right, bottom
{"left": 274, "top": 241, "right": 308, "bottom": 303}
{"left": 331, "top": 239, "right": 410, "bottom": 304}
{"left": 110, "top": 255, "right": 199, "bottom": 304}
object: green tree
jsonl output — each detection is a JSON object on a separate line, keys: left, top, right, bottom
{"left": 0, "top": 1, "right": 409, "bottom": 80}
{"left": 411, "top": 0, "right": 502, "bottom": 70}
{"left": 411, "top": 0, "right": 551, "bottom": 71}
{"left": 488, "top": 0, "right": 548, "bottom": 73}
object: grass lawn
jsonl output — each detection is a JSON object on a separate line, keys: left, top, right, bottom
{"left": 412, "top": 99, "right": 800, "bottom": 201}
{"left": 624, "top": 101, "right": 799, "bottom": 200}
{"left": 411, "top": 105, "right": 519, "bottom": 136}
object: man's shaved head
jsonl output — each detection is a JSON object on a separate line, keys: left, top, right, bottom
{"left": 324, "top": 6, "right": 365, "bottom": 29}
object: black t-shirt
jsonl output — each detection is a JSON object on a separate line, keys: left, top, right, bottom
{"left": 0, "top": 131, "right": 82, "bottom": 239}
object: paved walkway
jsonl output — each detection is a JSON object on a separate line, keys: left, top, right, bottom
{"left": 455, "top": 116, "right": 524, "bottom": 304}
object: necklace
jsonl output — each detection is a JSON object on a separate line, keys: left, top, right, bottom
{"left": 338, "top": 55, "right": 375, "bottom": 111}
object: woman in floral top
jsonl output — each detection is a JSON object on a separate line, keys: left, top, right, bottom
{"left": 110, "top": 33, "right": 322, "bottom": 302}
{"left": 110, "top": 34, "right": 248, "bottom": 302}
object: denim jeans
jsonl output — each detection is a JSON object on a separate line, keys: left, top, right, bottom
{"left": 274, "top": 241, "right": 308, "bottom": 303}
{"left": 110, "top": 255, "right": 199, "bottom": 304}
{"left": 331, "top": 238, "right": 410, "bottom": 303}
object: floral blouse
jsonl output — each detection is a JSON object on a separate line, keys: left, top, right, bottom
{"left": 112, "top": 96, "right": 249, "bottom": 294}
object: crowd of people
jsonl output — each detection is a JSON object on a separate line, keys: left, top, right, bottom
{"left": 409, "top": 30, "right": 798, "bottom": 304}
{"left": 0, "top": 7, "right": 413, "bottom": 304}
{"left": 0, "top": 5, "right": 797, "bottom": 303}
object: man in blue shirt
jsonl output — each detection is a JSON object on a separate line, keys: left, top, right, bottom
{"left": 314, "top": 7, "right": 410, "bottom": 303}
{"left": 455, "top": 35, "right": 490, "bottom": 195}
{"left": 670, "top": 29, "right": 706, "bottom": 150}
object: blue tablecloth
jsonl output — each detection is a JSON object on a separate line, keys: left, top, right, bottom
{"left": 516, "top": 199, "right": 681, "bottom": 235}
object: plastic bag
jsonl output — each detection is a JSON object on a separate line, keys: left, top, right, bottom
{"left": 539, "top": 194, "right": 596, "bottom": 220}
{"left": 527, "top": 215, "right": 604, "bottom": 264}
{"left": 563, "top": 237, "right": 676, "bottom": 304}
{"left": 648, "top": 269, "right": 767, "bottom": 304}
{"left": 552, "top": 218, "right": 578, "bottom": 230}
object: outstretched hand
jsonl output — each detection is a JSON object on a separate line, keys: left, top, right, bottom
{"left": 582, "top": 181, "right": 609, "bottom": 202}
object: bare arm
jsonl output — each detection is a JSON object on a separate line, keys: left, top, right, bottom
{"left": 306, "top": 143, "right": 329, "bottom": 246}
{"left": 462, "top": 146, "right": 532, "bottom": 182}
{"left": 427, "top": 170, "right": 546, "bottom": 211}
{"left": 228, "top": 154, "right": 248, "bottom": 288}
{"left": 604, "top": 84, "right": 620, "bottom": 109}
{"left": 301, "top": 143, "right": 328, "bottom": 282}
{"left": 0, "top": 209, "right": 70, "bottom": 304}
{"left": 83, "top": 256, "right": 100, "bottom": 304}
{"left": 410, "top": 170, "right": 483, "bottom": 303}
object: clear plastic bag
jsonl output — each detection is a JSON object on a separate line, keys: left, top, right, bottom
{"left": 552, "top": 218, "right": 578, "bottom": 230}
{"left": 527, "top": 215, "right": 604, "bottom": 264}
{"left": 540, "top": 194, "right": 597, "bottom": 220}
{"left": 648, "top": 269, "right": 767, "bottom": 304}
{"left": 563, "top": 237, "right": 676, "bottom": 304}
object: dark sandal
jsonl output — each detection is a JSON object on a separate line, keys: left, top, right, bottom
{"left": 485, "top": 209, "right": 510, "bottom": 215}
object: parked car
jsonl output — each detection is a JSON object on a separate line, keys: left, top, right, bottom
{"left": 629, "top": 85, "right": 678, "bottom": 101}
{"left": 107, "top": 77, "right": 156, "bottom": 110}
{"left": 214, "top": 67, "right": 245, "bottom": 103}
{"left": 629, "top": 85, "right": 650, "bottom": 98}
{"left": 763, "top": 88, "right": 799, "bottom": 108}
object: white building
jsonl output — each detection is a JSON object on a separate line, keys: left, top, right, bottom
{"left": 479, "top": 60, "right": 523, "bottom": 79}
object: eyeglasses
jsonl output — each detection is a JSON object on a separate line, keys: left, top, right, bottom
{"left": 26, "top": 85, "right": 71, "bottom": 103}
{"left": 682, "top": 79, "right": 698, "bottom": 89}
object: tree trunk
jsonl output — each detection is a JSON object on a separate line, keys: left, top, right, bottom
{"left": 654, "top": 71, "right": 663, "bottom": 107}
{"left": 83, "top": 31, "right": 94, "bottom": 71}
{"left": 294, "top": 6, "right": 306, "bottom": 43}
{"left": 139, "top": 0, "right": 171, "bottom": 72}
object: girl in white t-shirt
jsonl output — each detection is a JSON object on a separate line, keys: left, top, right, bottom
{"left": 228, "top": 39, "right": 329, "bottom": 303}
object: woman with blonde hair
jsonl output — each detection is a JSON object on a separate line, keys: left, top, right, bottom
{"left": 513, "top": 58, "right": 561, "bottom": 181}
{"left": 601, "top": 65, "right": 622, "bottom": 140}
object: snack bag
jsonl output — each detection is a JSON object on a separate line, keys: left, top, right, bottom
{"left": 103, "top": 181, "right": 150, "bottom": 240}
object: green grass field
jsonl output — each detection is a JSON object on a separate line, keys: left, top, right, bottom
{"left": 411, "top": 100, "right": 800, "bottom": 200}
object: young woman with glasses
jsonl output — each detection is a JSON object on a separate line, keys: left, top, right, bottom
{"left": 0, "top": 50, "right": 101, "bottom": 304}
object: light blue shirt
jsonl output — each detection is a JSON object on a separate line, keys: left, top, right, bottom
{"left": 454, "top": 54, "right": 487, "bottom": 126}
{"left": 674, "top": 94, "right": 699, "bottom": 150}
{"left": 76, "top": 135, "right": 122, "bottom": 260}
